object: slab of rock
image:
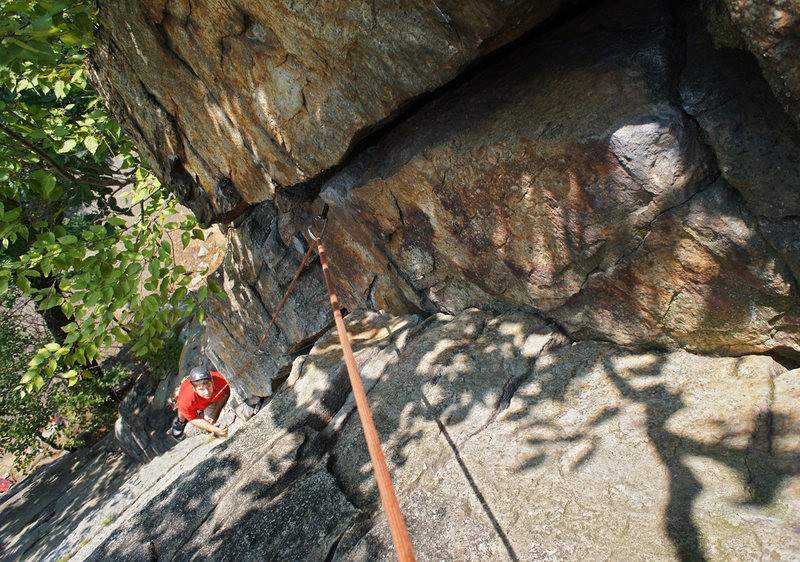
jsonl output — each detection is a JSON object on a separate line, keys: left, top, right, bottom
{"left": 49, "top": 435, "right": 221, "bottom": 562}
{"left": 90, "top": 0, "right": 575, "bottom": 222}
{"left": 203, "top": 202, "right": 333, "bottom": 399}
{"left": 331, "top": 308, "right": 570, "bottom": 511}
{"left": 5, "top": 309, "right": 798, "bottom": 562}
{"left": 78, "top": 309, "right": 421, "bottom": 561}
{"left": 331, "top": 319, "right": 799, "bottom": 561}
{"left": 0, "top": 438, "right": 138, "bottom": 561}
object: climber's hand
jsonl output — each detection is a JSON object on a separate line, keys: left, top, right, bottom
{"left": 213, "top": 425, "right": 228, "bottom": 437}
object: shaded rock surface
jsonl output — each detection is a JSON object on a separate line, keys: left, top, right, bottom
{"left": 3, "top": 309, "right": 798, "bottom": 561}
{"left": 703, "top": 0, "right": 800, "bottom": 128}
{"left": 203, "top": 201, "right": 333, "bottom": 402}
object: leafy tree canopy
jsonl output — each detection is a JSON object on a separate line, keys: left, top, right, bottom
{"left": 0, "top": 0, "right": 218, "bottom": 459}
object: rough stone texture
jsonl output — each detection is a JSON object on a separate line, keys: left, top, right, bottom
{"left": 0, "top": 437, "right": 138, "bottom": 561}
{"left": 703, "top": 0, "right": 800, "bottom": 128}
{"left": 53, "top": 435, "right": 221, "bottom": 562}
{"left": 679, "top": 0, "right": 800, "bottom": 302}
{"left": 330, "top": 319, "right": 799, "bottom": 561}
{"left": 316, "top": 0, "right": 800, "bottom": 357}
{"left": 552, "top": 182, "right": 800, "bottom": 356}
{"left": 322, "top": 0, "right": 714, "bottom": 315}
{"left": 4, "top": 310, "right": 798, "bottom": 561}
{"left": 250, "top": 309, "right": 423, "bottom": 437}
{"left": 330, "top": 309, "right": 570, "bottom": 511}
{"left": 89, "top": 0, "right": 574, "bottom": 223}
{"left": 203, "top": 202, "right": 333, "bottom": 400}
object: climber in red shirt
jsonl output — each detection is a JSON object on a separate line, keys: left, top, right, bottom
{"left": 170, "top": 366, "right": 230, "bottom": 438}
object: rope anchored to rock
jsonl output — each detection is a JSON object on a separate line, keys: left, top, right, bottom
{"left": 222, "top": 204, "right": 416, "bottom": 561}
{"left": 309, "top": 206, "right": 416, "bottom": 561}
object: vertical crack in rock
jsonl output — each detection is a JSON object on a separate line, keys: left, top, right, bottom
{"left": 389, "top": 187, "right": 405, "bottom": 229}
{"left": 659, "top": 287, "right": 684, "bottom": 325}
{"left": 428, "top": 0, "right": 464, "bottom": 49}
{"left": 364, "top": 275, "right": 379, "bottom": 310}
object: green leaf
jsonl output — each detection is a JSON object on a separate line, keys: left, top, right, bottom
{"left": 57, "top": 138, "right": 77, "bottom": 153}
{"left": 83, "top": 135, "right": 99, "bottom": 154}
{"left": 192, "top": 228, "right": 205, "bottom": 241}
{"left": 53, "top": 79, "right": 66, "bottom": 99}
{"left": 181, "top": 231, "right": 190, "bottom": 248}
{"left": 208, "top": 280, "right": 224, "bottom": 294}
{"left": 84, "top": 290, "right": 100, "bottom": 307}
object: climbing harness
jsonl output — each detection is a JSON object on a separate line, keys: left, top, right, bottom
{"left": 217, "top": 203, "right": 416, "bottom": 561}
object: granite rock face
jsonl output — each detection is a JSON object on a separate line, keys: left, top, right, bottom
{"left": 89, "top": 0, "right": 800, "bottom": 358}
{"left": 316, "top": 0, "right": 800, "bottom": 356}
{"left": 203, "top": 201, "right": 333, "bottom": 401}
{"left": 8, "top": 309, "right": 798, "bottom": 561}
{"left": 89, "top": 0, "right": 574, "bottom": 223}
{"left": 66, "top": 0, "right": 800, "bottom": 558}
{"left": 330, "top": 314, "right": 799, "bottom": 560}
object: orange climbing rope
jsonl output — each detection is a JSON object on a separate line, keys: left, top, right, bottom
{"left": 310, "top": 210, "right": 416, "bottom": 562}
{"left": 211, "top": 234, "right": 319, "bottom": 397}
{"left": 209, "top": 208, "right": 416, "bottom": 560}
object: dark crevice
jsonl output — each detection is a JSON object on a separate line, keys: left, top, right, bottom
{"left": 151, "top": 21, "right": 202, "bottom": 83}
{"left": 384, "top": 253, "right": 438, "bottom": 314}
{"left": 364, "top": 275, "right": 379, "bottom": 310}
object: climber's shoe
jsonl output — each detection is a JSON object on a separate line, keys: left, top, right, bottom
{"left": 169, "top": 418, "right": 187, "bottom": 439}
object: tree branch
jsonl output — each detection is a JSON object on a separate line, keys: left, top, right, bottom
{"left": 0, "top": 118, "right": 77, "bottom": 182}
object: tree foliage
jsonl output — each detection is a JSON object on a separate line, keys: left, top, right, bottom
{"left": 0, "top": 0, "right": 215, "bottom": 456}
{"left": 0, "top": 285, "right": 126, "bottom": 466}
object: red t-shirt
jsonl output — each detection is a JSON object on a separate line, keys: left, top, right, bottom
{"left": 177, "top": 371, "right": 229, "bottom": 421}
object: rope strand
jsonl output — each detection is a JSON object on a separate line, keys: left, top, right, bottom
{"left": 317, "top": 239, "right": 416, "bottom": 562}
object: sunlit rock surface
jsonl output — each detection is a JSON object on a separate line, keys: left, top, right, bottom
{"left": 89, "top": 0, "right": 574, "bottom": 223}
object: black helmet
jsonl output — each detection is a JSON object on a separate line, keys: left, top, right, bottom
{"left": 189, "top": 366, "right": 211, "bottom": 383}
